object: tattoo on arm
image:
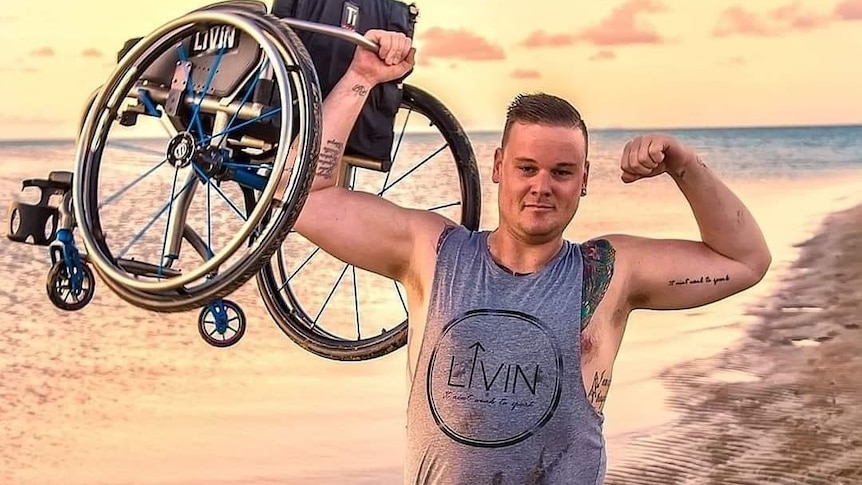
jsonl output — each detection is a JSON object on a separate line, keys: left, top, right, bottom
{"left": 587, "top": 370, "right": 611, "bottom": 407}
{"left": 667, "top": 274, "right": 730, "bottom": 287}
{"left": 675, "top": 155, "right": 707, "bottom": 180}
{"left": 581, "top": 239, "right": 616, "bottom": 329}
{"left": 315, "top": 139, "right": 344, "bottom": 179}
{"left": 352, "top": 84, "right": 369, "bottom": 96}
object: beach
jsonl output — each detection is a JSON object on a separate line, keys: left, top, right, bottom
{"left": 605, "top": 203, "right": 862, "bottom": 485}
{"left": 1, "top": 126, "right": 861, "bottom": 484}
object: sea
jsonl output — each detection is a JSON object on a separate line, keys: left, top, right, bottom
{"left": 1, "top": 123, "right": 861, "bottom": 484}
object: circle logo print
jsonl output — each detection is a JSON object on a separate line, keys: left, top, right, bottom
{"left": 426, "top": 309, "right": 563, "bottom": 448}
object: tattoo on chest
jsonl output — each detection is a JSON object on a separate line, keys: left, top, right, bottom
{"left": 580, "top": 239, "right": 616, "bottom": 329}
{"left": 587, "top": 370, "right": 611, "bottom": 406}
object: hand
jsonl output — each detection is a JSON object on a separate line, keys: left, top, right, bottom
{"left": 347, "top": 29, "right": 415, "bottom": 86}
{"left": 619, "top": 134, "right": 697, "bottom": 183}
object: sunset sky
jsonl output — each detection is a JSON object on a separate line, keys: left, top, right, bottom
{"left": 0, "top": 0, "right": 859, "bottom": 139}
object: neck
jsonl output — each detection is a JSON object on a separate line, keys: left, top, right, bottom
{"left": 486, "top": 227, "right": 564, "bottom": 275}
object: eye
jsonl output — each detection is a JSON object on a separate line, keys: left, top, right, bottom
{"left": 518, "top": 166, "right": 537, "bottom": 174}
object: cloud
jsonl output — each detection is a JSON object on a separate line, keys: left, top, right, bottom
{"left": 82, "top": 48, "right": 103, "bottom": 58}
{"left": 521, "top": 31, "right": 576, "bottom": 48}
{"left": 511, "top": 69, "right": 541, "bottom": 79}
{"left": 589, "top": 50, "right": 616, "bottom": 61}
{"left": 30, "top": 47, "right": 55, "bottom": 57}
{"left": 771, "top": 2, "right": 832, "bottom": 30}
{"left": 417, "top": 27, "right": 505, "bottom": 62}
{"left": 712, "top": 6, "right": 776, "bottom": 36}
{"left": 0, "top": 15, "right": 16, "bottom": 23}
{"left": 521, "top": 0, "right": 668, "bottom": 48}
{"left": 834, "top": 0, "right": 862, "bottom": 20}
{"left": 713, "top": 1, "right": 862, "bottom": 38}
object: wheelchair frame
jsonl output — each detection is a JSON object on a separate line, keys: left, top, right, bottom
{"left": 5, "top": 1, "right": 482, "bottom": 354}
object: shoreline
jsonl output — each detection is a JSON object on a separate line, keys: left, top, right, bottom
{"left": 604, "top": 203, "right": 862, "bottom": 484}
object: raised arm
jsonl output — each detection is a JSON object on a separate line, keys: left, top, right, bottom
{"left": 607, "top": 134, "right": 772, "bottom": 311}
{"left": 288, "top": 30, "right": 451, "bottom": 284}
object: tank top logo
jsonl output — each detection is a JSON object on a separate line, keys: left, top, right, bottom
{"left": 426, "top": 309, "right": 564, "bottom": 448}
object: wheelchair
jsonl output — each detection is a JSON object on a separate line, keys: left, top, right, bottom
{"left": 5, "top": 0, "right": 481, "bottom": 358}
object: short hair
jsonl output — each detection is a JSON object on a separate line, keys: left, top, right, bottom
{"left": 501, "top": 92, "right": 589, "bottom": 158}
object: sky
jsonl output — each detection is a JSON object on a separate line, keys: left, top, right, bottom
{"left": 0, "top": 0, "right": 860, "bottom": 139}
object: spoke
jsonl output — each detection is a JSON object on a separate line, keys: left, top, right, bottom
{"left": 190, "top": 48, "right": 226, "bottom": 143}
{"left": 393, "top": 280, "right": 408, "bottom": 315}
{"left": 217, "top": 59, "right": 270, "bottom": 149}
{"left": 99, "top": 158, "right": 169, "bottom": 208}
{"left": 191, "top": 164, "right": 247, "bottom": 222}
{"left": 383, "top": 109, "right": 413, "bottom": 190}
{"left": 276, "top": 246, "right": 321, "bottom": 292}
{"left": 312, "top": 263, "right": 350, "bottom": 327}
{"left": 377, "top": 144, "right": 448, "bottom": 196}
{"left": 427, "top": 201, "right": 462, "bottom": 212}
{"left": 201, "top": 108, "right": 281, "bottom": 145}
{"left": 222, "top": 161, "right": 273, "bottom": 171}
{"left": 176, "top": 45, "right": 200, "bottom": 133}
{"left": 108, "top": 141, "right": 167, "bottom": 158}
{"left": 352, "top": 265, "right": 360, "bottom": 340}
{"left": 117, "top": 175, "right": 197, "bottom": 259}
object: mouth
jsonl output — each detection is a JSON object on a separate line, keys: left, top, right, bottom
{"left": 523, "top": 204, "right": 554, "bottom": 210}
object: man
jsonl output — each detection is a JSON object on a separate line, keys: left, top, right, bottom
{"left": 290, "top": 30, "right": 772, "bottom": 484}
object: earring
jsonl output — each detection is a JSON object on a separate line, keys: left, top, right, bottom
{"left": 581, "top": 186, "right": 587, "bottom": 197}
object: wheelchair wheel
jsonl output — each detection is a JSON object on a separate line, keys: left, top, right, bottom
{"left": 257, "top": 84, "right": 481, "bottom": 361}
{"left": 72, "top": 7, "right": 321, "bottom": 313}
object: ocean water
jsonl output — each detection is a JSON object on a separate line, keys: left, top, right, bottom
{"left": 1, "top": 123, "right": 861, "bottom": 484}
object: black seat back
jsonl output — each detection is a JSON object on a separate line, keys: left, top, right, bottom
{"left": 272, "top": 0, "right": 418, "bottom": 164}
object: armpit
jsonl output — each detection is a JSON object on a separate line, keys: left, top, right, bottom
{"left": 580, "top": 238, "right": 616, "bottom": 330}
{"left": 435, "top": 223, "right": 459, "bottom": 255}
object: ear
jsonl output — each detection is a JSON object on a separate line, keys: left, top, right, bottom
{"left": 492, "top": 147, "right": 503, "bottom": 184}
{"left": 581, "top": 159, "right": 590, "bottom": 197}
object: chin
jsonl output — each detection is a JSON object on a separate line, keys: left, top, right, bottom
{"left": 518, "top": 222, "right": 563, "bottom": 240}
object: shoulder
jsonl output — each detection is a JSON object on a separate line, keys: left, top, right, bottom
{"left": 577, "top": 236, "right": 619, "bottom": 328}
{"left": 580, "top": 237, "right": 616, "bottom": 264}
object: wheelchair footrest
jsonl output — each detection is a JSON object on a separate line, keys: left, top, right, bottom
{"left": 6, "top": 200, "right": 60, "bottom": 246}
{"left": 22, "top": 172, "right": 73, "bottom": 194}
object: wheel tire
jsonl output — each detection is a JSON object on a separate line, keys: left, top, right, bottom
{"left": 257, "top": 83, "right": 482, "bottom": 361}
{"left": 78, "top": 7, "right": 322, "bottom": 313}
{"left": 198, "top": 299, "right": 246, "bottom": 348}
{"left": 46, "top": 261, "right": 96, "bottom": 311}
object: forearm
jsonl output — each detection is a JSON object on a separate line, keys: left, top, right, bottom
{"left": 309, "top": 70, "right": 374, "bottom": 192}
{"left": 275, "top": 70, "right": 373, "bottom": 199}
{"left": 669, "top": 155, "right": 771, "bottom": 274}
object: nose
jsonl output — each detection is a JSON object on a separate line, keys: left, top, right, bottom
{"left": 530, "top": 170, "right": 552, "bottom": 197}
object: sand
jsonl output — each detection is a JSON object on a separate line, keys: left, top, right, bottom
{"left": 604, "top": 204, "right": 862, "bottom": 484}
{"left": 3, "top": 142, "right": 862, "bottom": 484}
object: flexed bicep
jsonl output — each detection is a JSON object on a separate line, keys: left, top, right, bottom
{"left": 608, "top": 234, "right": 767, "bottom": 312}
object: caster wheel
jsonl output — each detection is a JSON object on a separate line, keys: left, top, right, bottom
{"left": 198, "top": 299, "right": 246, "bottom": 348}
{"left": 46, "top": 261, "right": 95, "bottom": 311}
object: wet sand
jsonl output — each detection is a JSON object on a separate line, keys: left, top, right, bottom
{"left": 605, "top": 204, "right": 862, "bottom": 484}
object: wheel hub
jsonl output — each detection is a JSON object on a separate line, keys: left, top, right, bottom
{"left": 197, "top": 146, "right": 228, "bottom": 178}
{"left": 166, "top": 132, "right": 196, "bottom": 168}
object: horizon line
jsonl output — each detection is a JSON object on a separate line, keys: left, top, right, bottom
{"left": 0, "top": 121, "right": 859, "bottom": 144}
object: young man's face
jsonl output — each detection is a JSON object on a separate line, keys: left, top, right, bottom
{"left": 492, "top": 121, "right": 589, "bottom": 243}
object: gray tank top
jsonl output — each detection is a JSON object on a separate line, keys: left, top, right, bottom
{"left": 405, "top": 227, "right": 606, "bottom": 485}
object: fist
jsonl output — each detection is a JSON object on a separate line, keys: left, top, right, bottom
{"left": 620, "top": 134, "right": 695, "bottom": 183}
{"left": 348, "top": 29, "right": 415, "bottom": 85}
